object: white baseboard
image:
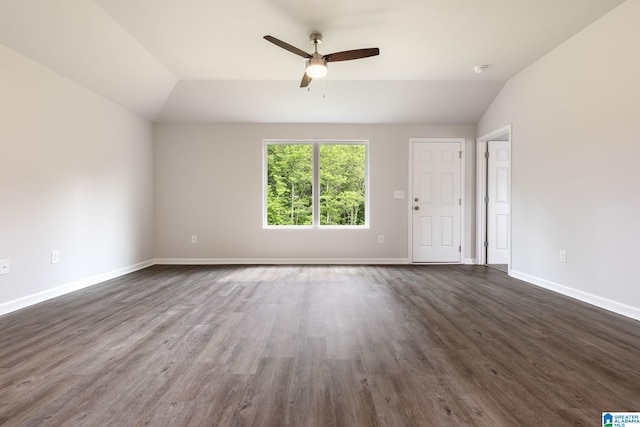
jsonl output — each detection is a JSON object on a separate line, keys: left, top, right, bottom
{"left": 0, "top": 260, "right": 155, "bottom": 317}
{"left": 155, "top": 258, "right": 410, "bottom": 265}
{"left": 510, "top": 270, "right": 640, "bottom": 322}
{"left": 463, "top": 258, "right": 477, "bottom": 265}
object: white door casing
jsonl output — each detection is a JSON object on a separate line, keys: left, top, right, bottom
{"left": 410, "top": 140, "right": 462, "bottom": 263}
{"left": 476, "top": 124, "right": 511, "bottom": 268}
{"left": 487, "top": 140, "right": 510, "bottom": 264}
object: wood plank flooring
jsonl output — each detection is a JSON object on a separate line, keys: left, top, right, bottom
{"left": 0, "top": 265, "right": 638, "bottom": 426}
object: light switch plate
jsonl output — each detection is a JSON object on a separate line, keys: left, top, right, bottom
{"left": 393, "top": 191, "right": 405, "bottom": 199}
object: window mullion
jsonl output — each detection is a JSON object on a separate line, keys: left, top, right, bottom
{"left": 312, "top": 142, "right": 320, "bottom": 228}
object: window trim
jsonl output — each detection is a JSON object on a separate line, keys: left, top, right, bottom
{"left": 263, "top": 139, "right": 370, "bottom": 229}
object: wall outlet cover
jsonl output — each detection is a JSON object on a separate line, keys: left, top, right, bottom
{"left": 559, "top": 250, "right": 567, "bottom": 263}
{"left": 0, "top": 259, "right": 9, "bottom": 275}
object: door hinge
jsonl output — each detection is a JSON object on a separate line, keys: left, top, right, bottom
{"left": 484, "top": 196, "right": 489, "bottom": 204}
{"left": 484, "top": 241, "right": 488, "bottom": 248}
{"left": 458, "top": 245, "right": 461, "bottom": 253}
{"left": 459, "top": 151, "right": 463, "bottom": 159}
{"left": 484, "top": 151, "right": 489, "bottom": 159}
{"left": 458, "top": 198, "right": 461, "bottom": 206}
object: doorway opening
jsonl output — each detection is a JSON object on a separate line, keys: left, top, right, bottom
{"left": 476, "top": 125, "right": 511, "bottom": 272}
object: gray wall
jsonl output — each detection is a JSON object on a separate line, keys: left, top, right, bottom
{"left": 478, "top": 0, "right": 640, "bottom": 317}
{"left": 154, "top": 123, "right": 477, "bottom": 262}
{"left": 0, "top": 43, "right": 155, "bottom": 312}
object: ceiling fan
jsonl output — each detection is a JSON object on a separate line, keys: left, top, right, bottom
{"left": 263, "top": 33, "right": 380, "bottom": 88}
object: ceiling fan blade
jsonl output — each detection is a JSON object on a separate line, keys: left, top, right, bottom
{"left": 300, "top": 72, "right": 312, "bottom": 88}
{"left": 324, "top": 48, "right": 380, "bottom": 63}
{"left": 263, "top": 35, "right": 312, "bottom": 59}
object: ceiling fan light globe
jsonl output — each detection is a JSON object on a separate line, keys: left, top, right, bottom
{"left": 306, "top": 54, "right": 328, "bottom": 79}
{"left": 306, "top": 63, "right": 328, "bottom": 78}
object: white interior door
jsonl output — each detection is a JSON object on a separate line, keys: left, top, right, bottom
{"left": 487, "top": 140, "right": 510, "bottom": 264}
{"left": 412, "top": 142, "right": 462, "bottom": 263}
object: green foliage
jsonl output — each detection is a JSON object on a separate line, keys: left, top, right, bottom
{"left": 266, "top": 143, "right": 366, "bottom": 226}
{"left": 267, "top": 144, "right": 313, "bottom": 225}
{"left": 320, "top": 144, "right": 366, "bottom": 226}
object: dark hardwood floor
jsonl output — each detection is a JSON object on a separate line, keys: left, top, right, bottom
{"left": 0, "top": 265, "right": 638, "bottom": 426}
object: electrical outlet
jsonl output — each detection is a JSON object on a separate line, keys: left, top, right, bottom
{"left": 0, "top": 259, "right": 9, "bottom": 275}
{"left": 51, "top": 250, "right": 60, "bottom": 264}
{"left": 558, "top": 250, "right": 567, "bottom": 263}
{"left": 378, "top": 235, "right": 384, "bottom": 244}
{"left": 191, "top": 235, "right": 197, "bottom": 244}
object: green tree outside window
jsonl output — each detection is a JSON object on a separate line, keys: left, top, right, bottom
{"left": 266, "top": 142, "right": 367, "bottom": 227}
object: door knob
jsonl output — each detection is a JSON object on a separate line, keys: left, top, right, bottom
{"left": 414, "top": 206, "right": 419, "bottom": 210}
{"left": 414, "top": 198, "right": 419, "bottom": 202}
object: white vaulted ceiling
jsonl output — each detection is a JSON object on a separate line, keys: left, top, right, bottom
{"left": 0, "top": 0, "right": 625, "bottom": 123}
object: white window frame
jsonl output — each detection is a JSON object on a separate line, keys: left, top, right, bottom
{"left": 263, "top": 139, "right": 370, "bottom": 229}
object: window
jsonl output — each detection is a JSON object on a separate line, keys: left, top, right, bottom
{"left": 264, "top": 140, "right": 369, "bottom": 228}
